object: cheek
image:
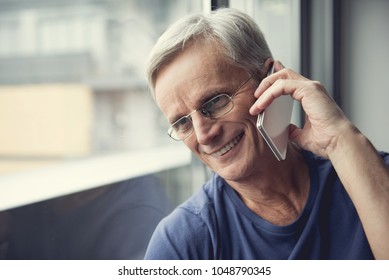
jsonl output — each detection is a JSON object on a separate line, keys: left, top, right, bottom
{"left": 233, "top": 102, "right": 258, "bottom": 126}
{"left": 183, "top": 136, "right": 199, "bottom": 153}
{"left": 234, "top": 94, "right": 256, "bottom": 113}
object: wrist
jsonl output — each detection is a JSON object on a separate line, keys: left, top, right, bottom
{"left": 326, "top": 122, "right": 367, "bottom": 162}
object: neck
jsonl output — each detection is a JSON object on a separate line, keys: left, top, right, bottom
{"left": 226, "top": 145, "right": 310, "bottom": 226}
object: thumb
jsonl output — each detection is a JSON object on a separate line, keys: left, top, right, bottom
{"left": 289, "top": 123, "right": 305, "bottom": 147}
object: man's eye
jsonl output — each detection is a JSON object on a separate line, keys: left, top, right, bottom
{"left": 204, "top": 95, "right": 229, "bottom": 112}
{"left": 177, "top": 118, "right": 188, "bottom": 125}
{"left": 173, "top": 117, "right": 191, "bottom": 131}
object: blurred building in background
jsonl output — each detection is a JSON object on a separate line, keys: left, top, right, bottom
{"left": 0, "top": 0, "right": 203, "bottom": 260}
{"left": 0, "top": 0, "right": 202, "bottom": 174}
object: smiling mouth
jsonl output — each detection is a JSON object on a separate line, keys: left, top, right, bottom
{"left": 211, "top": 133, "right": 244, "bottom": 158}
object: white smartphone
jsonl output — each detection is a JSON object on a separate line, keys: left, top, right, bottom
{"left": 256, "top": 64, "right": 294, "bottom": 161}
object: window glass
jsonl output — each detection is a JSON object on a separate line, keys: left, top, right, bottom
{"left": 0, "top": 0, "right": 202, "bottom": 260}
{"left": 230, "top": 0, "right": 301, "bottom": 125}
{"left": 0, "top": 0, "right": 301, "bottom": 260}
{"left": 0, "top": 0, "right": 201, "bottom": 175}
{"left": 230, "top": 0, "right": 300, "bottom": 70}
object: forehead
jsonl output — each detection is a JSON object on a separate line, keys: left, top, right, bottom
{"left": 154, "top": 41, "right": 245, "bottom": 120}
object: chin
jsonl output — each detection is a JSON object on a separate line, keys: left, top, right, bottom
{"left": 215, "top": 163, "right": 251, "bottom": 182}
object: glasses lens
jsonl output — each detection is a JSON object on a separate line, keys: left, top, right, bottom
{"left": 203, "top": 94, "right": 233, "bottom": 118}
{"left": 169, "top": 116, "right": 193, "bottom": 140}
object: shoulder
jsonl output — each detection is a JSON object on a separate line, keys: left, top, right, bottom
{"left": 379, "top": 151, "right": 389, "bottom": 165}
{"left": 144, "top": 174, "right": 225, "bottom": 259}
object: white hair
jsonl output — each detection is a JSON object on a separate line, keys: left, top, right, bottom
{"left": 146, "top": 8, "right": 273, "bottom": 97}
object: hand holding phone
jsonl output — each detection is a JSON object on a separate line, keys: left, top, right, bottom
{"left": 256, "top": 63, "right": 294, "bottom": 161}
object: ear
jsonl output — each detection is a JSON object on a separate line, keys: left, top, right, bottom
{"left": 263, "top": 57, "right": 274, "bottom": 72}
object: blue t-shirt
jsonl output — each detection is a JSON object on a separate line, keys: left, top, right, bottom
{"left": 145, "top": 151, "right": 389, "bottom": 260}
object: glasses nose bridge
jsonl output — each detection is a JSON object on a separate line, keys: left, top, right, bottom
{"left": 190, "top": 95, "right": 233, "bottom": 129}
{"left": 187, "top": 106, "right": 211, "bottom": 121}
{"left": 176, "top": 107, "right": 210, "bottom": 139}
{"left": 169, "top": 93, "right": 237, "bottom": 141}
{"left": 187, "top": 107, "right": 210, "bottom": 130}
{"left": 190, "top": 110, "right": 218, "bottom": 144}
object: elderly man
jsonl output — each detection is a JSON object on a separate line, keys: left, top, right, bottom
{"left": 144, "top": 8, "right": 389, "bottom": 259}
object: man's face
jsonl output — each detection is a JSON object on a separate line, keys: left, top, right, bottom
{"left": 155, "top": 41, "right": 270, "bottom": 181}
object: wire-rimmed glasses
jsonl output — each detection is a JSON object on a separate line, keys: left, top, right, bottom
{"left": 168, "top": 74, "right": 254, "bottom": 141}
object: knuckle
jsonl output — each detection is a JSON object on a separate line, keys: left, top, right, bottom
{"left": 273, "top": 78, "right": 284, "bottom": 86}
{"left": 311, "top": 80, "right": 324, "bottom": 90}
{"left": 280, "top": 67, "right": 295, "bottom": 77}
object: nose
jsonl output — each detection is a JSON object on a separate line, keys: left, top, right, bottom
{"left": 190, "top": 112, "right": 220, "bottom": 145}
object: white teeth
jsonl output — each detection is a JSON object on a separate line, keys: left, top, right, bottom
{"left": 211, "top": 134, "right": 242, "bottom": 157}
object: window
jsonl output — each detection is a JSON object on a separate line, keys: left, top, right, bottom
{"left": 0, "top": 0, "right": 202, "bottom": 204}
{"left": 0, "top": 0, "right": 202, "bottom": 260}
{"left": 230, "top": 0, "right": 301, "bottom": 127}
{"left": 0, "top": 0, "right": 301, "bottom": 260}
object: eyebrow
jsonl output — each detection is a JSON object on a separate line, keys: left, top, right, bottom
{"left": 196, "top": 85, "right": 233, "bottom": 106}
{"left": 168, "top": 112, "right": 183, "bottom": 125}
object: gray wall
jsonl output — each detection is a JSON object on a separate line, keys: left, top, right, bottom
{"left": 341, "top": 0, "right": 389, "bottom": 151}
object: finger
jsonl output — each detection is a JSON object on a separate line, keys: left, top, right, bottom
{"left": 250, "top": 79, "right": 309, "bottom": 115}
{"left": 250, "top": 80, "right": 285, "bottom": 115}
{"left": 253, "top": 60, "right": 284, "bottom": 99}
{"left": 253, "top": 71, "right": 279, "bottom": 99}
{"left": 289, "top": 122, "right": 315, "bottom": 154}
{"left": 288, "top": 123, "right": 303, "bottom": 143}
{"left": 288, "top": 124, "right": 311, "bottom": 153}
{"left": 253, "top": 66, "right": 308, "bottom": 99}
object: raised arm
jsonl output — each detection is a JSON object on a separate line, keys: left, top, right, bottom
{"left": 250, "top": 61, "right": 389, "bottom": 259}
